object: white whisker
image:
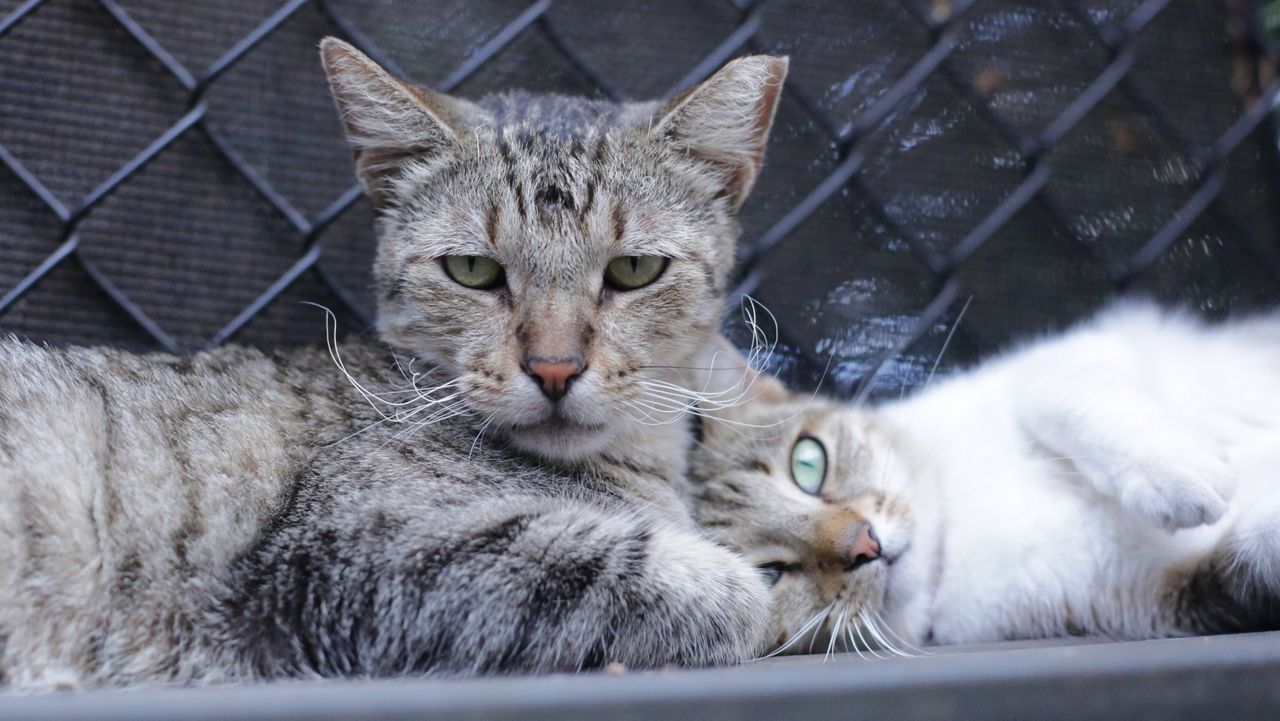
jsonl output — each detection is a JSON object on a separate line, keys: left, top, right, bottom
{"left": 628, "top": 295, "right": 785, "bottom": 431}
{"left": 305, "top": 302, "right": 474, "bottom": 444}
{"left": 627, "top": 397, "right": 806, "bottom": 430}
{"left": 756, "top": 602, "right": 834, "bottom": 660}
{"left": 468, "top": 411, "right": 499, "bottom": 460}
{"left": 925, "top": 294, "right": 973, "bottom": 389}
{"left": 825, "top": 606, "right": 848, "bottom": 662}
{"left": 845, "top": 625, "right": 869, "bottom": 661}
{"left": 861, "top": 611, "right": 913, "bottom": 658}
{"left": 850, "top": 616, "right": 890, "bottom": 660}
{"left": 807, "top": 602, "right": 833, "bottom": 655}
{"left": 873, "top": 612, "right": 932, "bottom": 656}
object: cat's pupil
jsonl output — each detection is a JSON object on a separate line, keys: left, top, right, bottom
{"left": 467, "top": 256, "right": 476, "bottom": 273}
{"left": 630, "top": 257, "right": 639, "bottom": 273}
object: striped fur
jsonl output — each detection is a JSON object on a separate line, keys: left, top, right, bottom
{"left": 0, "top": 42, "right": 789, "bottom": 688}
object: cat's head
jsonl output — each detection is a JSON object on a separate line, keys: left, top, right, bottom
{"left": 320, "top": 38, "right": 787, "bottom": 461}
{"left": 690, "top": 379, "right": 922, "bottom": 654}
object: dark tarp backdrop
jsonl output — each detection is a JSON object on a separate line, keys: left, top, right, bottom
{"left": 1, "top": 0, "right": 1278, "bottom": 401}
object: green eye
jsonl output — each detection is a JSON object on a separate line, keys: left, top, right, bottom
{"left": 604, "top": 255, "right": 668, "bottom": 290}
{"left": 790, "top": 436, "right": 826, "bottom": 495}
{"left": 442, "top": 255, "right": 505, "bottom": 290}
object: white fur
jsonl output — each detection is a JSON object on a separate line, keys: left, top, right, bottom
{"left": 880, "top": 303, "right": 1280, "bottom": 643}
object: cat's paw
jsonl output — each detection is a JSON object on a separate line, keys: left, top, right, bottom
{"left": 16, "top": 665, "right": 83, "bottom": 692}
{"left": 1118, "top": 448, "right": 1234, "bottom": 531}
{"left": 1223, "top": 495, "right": 1280, "bottom": 597}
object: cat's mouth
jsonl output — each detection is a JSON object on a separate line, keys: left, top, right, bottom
{"left": 501, "top": 414, "right": 614, "bottom": 461}
{"left": 510, "top": 417, "right": 607, "bottom": 433}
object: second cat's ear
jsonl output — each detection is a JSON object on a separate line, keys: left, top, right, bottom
{"left": 320, "top": 38, "right": 471, "bottom": 206}
{"left": 699, "top": 335, "right": 791, "bottom": 407}
{"left": 651, "top": 55, "right": 789, "bottom": 208}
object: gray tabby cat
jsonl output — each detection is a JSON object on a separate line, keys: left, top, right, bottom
{"left": 0, "top": 39, "right": 788, "bottom": 689}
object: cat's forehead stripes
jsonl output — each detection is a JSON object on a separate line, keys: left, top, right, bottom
{"left": 481, "top": 124, "right": 626, "bottom": 276}
{"left": 491, "top": 129, "right": 618, "bottom": 228}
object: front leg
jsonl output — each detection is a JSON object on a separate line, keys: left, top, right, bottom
{"left": 1159, "top": 493, "right": 1280, "bottom": 635}
{"left": 214, "top": 497, "right": 769, "bottom": 677}
{"left": 1016, "top": 370, "right": 1234, "bottom": 531}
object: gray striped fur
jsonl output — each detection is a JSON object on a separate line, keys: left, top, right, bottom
{"left": 0, "top": 41, "right": 789, "bottom": 689}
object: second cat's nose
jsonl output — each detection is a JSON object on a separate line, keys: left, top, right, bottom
{"left": 523, "top": 356, "right": 585, "bottom": 402}
{"left": 849, "top": 522, "right": 881, "bottom": 568}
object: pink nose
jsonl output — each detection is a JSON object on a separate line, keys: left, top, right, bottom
{"left": 523, "top": 356, "right": 584, "bottom": 402}
{"left": 849, "top": 522, "right": 881, "bottom": 568}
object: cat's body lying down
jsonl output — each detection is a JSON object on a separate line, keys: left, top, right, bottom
{"left": 0, "top": 41, "right": 791, "bottom": 689}
{"left": 0, "top": 339, "right": 762, "bottom": 689}
{"left": 692, "top": 303, "right": 1280, "bottom": 653}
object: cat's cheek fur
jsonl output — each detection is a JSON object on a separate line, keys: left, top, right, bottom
{"left": 879, "top": 504, "right": 939, "bottom": 640}
{"left": 377, "top": 293, "right": 505, "bottom": 371}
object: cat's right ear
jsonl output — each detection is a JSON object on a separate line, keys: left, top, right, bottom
{"left": 320, "top": 38, "right": 466, "bottom": 207}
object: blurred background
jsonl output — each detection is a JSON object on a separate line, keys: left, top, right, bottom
{"left": 1, "top": 0, "right": 1278, "bottom": 399}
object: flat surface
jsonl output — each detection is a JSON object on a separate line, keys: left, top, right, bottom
{"left": 4, "top": 633, "right": 1279, "bottom": 721}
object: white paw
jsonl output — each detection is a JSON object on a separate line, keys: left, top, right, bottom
{"left": 1118, "top": 449, "right": 1234, "bottom": 531}
{"left": 1224, "top": 496, "right": 1280, "bottom": 596}
{"left": 17, "top": 665, "right": 83, "bottom": 692}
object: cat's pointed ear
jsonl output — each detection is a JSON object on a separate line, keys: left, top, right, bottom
{"left": 651, "top": 55, "right": 789, "bottom": 208}
{"left": 320, "top": 37, "right": 469, "bottom": 206}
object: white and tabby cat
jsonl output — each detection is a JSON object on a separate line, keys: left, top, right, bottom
{"left": 692, "top": 303, "right": 1280, "bottom": 654}
{"left": 0, "top": 41, "right": 788, "bottom": 688}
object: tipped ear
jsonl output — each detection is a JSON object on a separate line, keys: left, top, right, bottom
{"left": 320, "top": 37, "right": 465, "bottom": 206}
{"left": 651, "top": 55, "right": 789, "bottom": 208}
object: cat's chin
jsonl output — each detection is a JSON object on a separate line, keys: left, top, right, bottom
{"left": 500, "top": 418, "right": 616, "bottom": 462}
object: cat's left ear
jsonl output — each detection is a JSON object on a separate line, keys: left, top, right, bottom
{"left": 320, "top": 37, "right": 478, "bottom": 206}
{"left": 651, "top": 55, "right": 789, "bottom": 208}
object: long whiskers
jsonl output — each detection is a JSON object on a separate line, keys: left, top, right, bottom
{"left": 845, "top": 624, "right": 869, "bottom": 661}
{"left": 625, "top": 295, "right": 851, "bottom": 434}
{"left": 306, "top": 303, "right": 474, "bottom": 446}
{"left": 468, "top": 411, "right": 499, "bottom": 460}
{"left": 851, "top": 282, "right": 967, "bottom": 408}
{"left": 624, "top": 295, "right": 781, "bottom": 427}
{"left": 860, "top": 611, "right": 914, "bottom": 658}
{"left": 824, "top": 606, "right": 849, "bottom": 662}
{"left": 850, "top": 616, "right": 891, "bottom": 660}
{"left": 753, "top": 603, "right": 925, "bottom": 664}
{"left": 869, "top": 611, "right": 930, "bottom": 656}
{"left": 373, "top": 396, "right": 475, "bottom": 452}
{"left": 754, "top": 602, "right": 834, "bottom": 660}
{"left": 924, "top": 294, "right": 973, "bottom": 389}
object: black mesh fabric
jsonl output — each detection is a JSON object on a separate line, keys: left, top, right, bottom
{"left": 1, "top": 0, "right": 1278, "bottom": 398}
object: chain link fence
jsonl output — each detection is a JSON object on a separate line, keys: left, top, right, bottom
{"left": 1, "top": 0, "right": 1278, "bottom": 399}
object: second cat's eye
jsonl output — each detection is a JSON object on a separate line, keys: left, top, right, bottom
{"left": 604, "top": 255, "right": 668, "bottom": 290}
{"left": 756, "top": 562, "right": 787, "bottom": 588}
{"left": 442, "top": 255, "right": 505, "bottom": 290}
{"left": 790, "top": 436, "right": 827, "bottom": 495}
